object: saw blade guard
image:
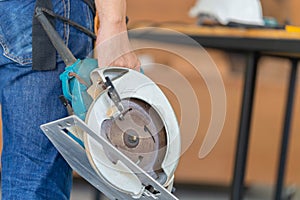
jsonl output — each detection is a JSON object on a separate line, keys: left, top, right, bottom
{"left": 84, "top": 67, "right": 181, "bottom": 197}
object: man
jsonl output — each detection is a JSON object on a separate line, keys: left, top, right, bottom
{"left": 0, "top": 0, "right": 140, "bottom": 199}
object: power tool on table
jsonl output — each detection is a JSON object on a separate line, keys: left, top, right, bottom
{"left": 35, "top": 7, "right": 181, "bottom": 200}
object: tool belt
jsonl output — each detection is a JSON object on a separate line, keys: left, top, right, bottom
{"left": 32, "top": 0, "right": 96, "bottom": 71}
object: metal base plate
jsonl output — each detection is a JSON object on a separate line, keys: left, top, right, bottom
{"left": 40, "top": 115, "right": 178, "bottom": 200}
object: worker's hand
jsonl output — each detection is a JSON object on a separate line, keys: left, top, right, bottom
{"left": 95, "top": 23, "right": 141, "bottom": 71}
{"left": 95, "top": 0, "right": 140, "bottom": 71}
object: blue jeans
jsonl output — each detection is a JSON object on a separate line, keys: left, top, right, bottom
{"left": 0, "top": 0, "right": 94, "bottom": 199}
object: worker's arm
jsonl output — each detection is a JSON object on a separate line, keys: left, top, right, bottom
{"left": 95, "top": 0, "right": 141, "bottom": 71}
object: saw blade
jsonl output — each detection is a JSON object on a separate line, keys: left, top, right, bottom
{"left": 101, "top": 98, "right": 168, "bottom": 183}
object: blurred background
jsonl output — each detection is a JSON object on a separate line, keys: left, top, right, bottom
{"left": 1, "top": 0, "right": 300, "bottom": 199}
{"left": 125, "top": 0, "right": 300, "bottom": 189}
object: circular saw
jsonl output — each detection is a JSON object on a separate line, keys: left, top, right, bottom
{"left": 84, "top": 67, "right": 180, "bottom": 198}
{"left": 35, "top": 8, "right": 181, "bottom": 199}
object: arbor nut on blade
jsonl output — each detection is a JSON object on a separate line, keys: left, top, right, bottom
{"left": 123, "top": 130, "right": 140, "bottom": 148}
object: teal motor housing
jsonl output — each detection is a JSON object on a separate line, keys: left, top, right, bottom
{"left": 59, "top": 58, "right": 98, "bottom": 121}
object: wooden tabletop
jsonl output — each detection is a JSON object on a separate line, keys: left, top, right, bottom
{"left": 129, "top": 23, "right": 300, "bottom": 39}
{"left": 129, "top": 23, "right": 300, "bottom": 55}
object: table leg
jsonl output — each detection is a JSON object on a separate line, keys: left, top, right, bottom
{"left": 230, "top": 52, "right": 259, "bottom": 200}
{"left": 274, "top": 59, "right": 298, "bottom": 200}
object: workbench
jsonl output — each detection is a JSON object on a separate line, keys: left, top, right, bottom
{"left": 129, "top": 24, "right": 300, "bottom": 200}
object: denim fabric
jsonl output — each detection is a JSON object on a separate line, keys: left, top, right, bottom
{"left": 0, "top": 0, "right": 94, "bottom": 199}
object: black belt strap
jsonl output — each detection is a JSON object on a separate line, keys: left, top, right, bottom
{"left": 32, "top": 0, "right": 96, "bottom": 71}
{"left": 32, "top": 0, "right": 56, "bottom": 71}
